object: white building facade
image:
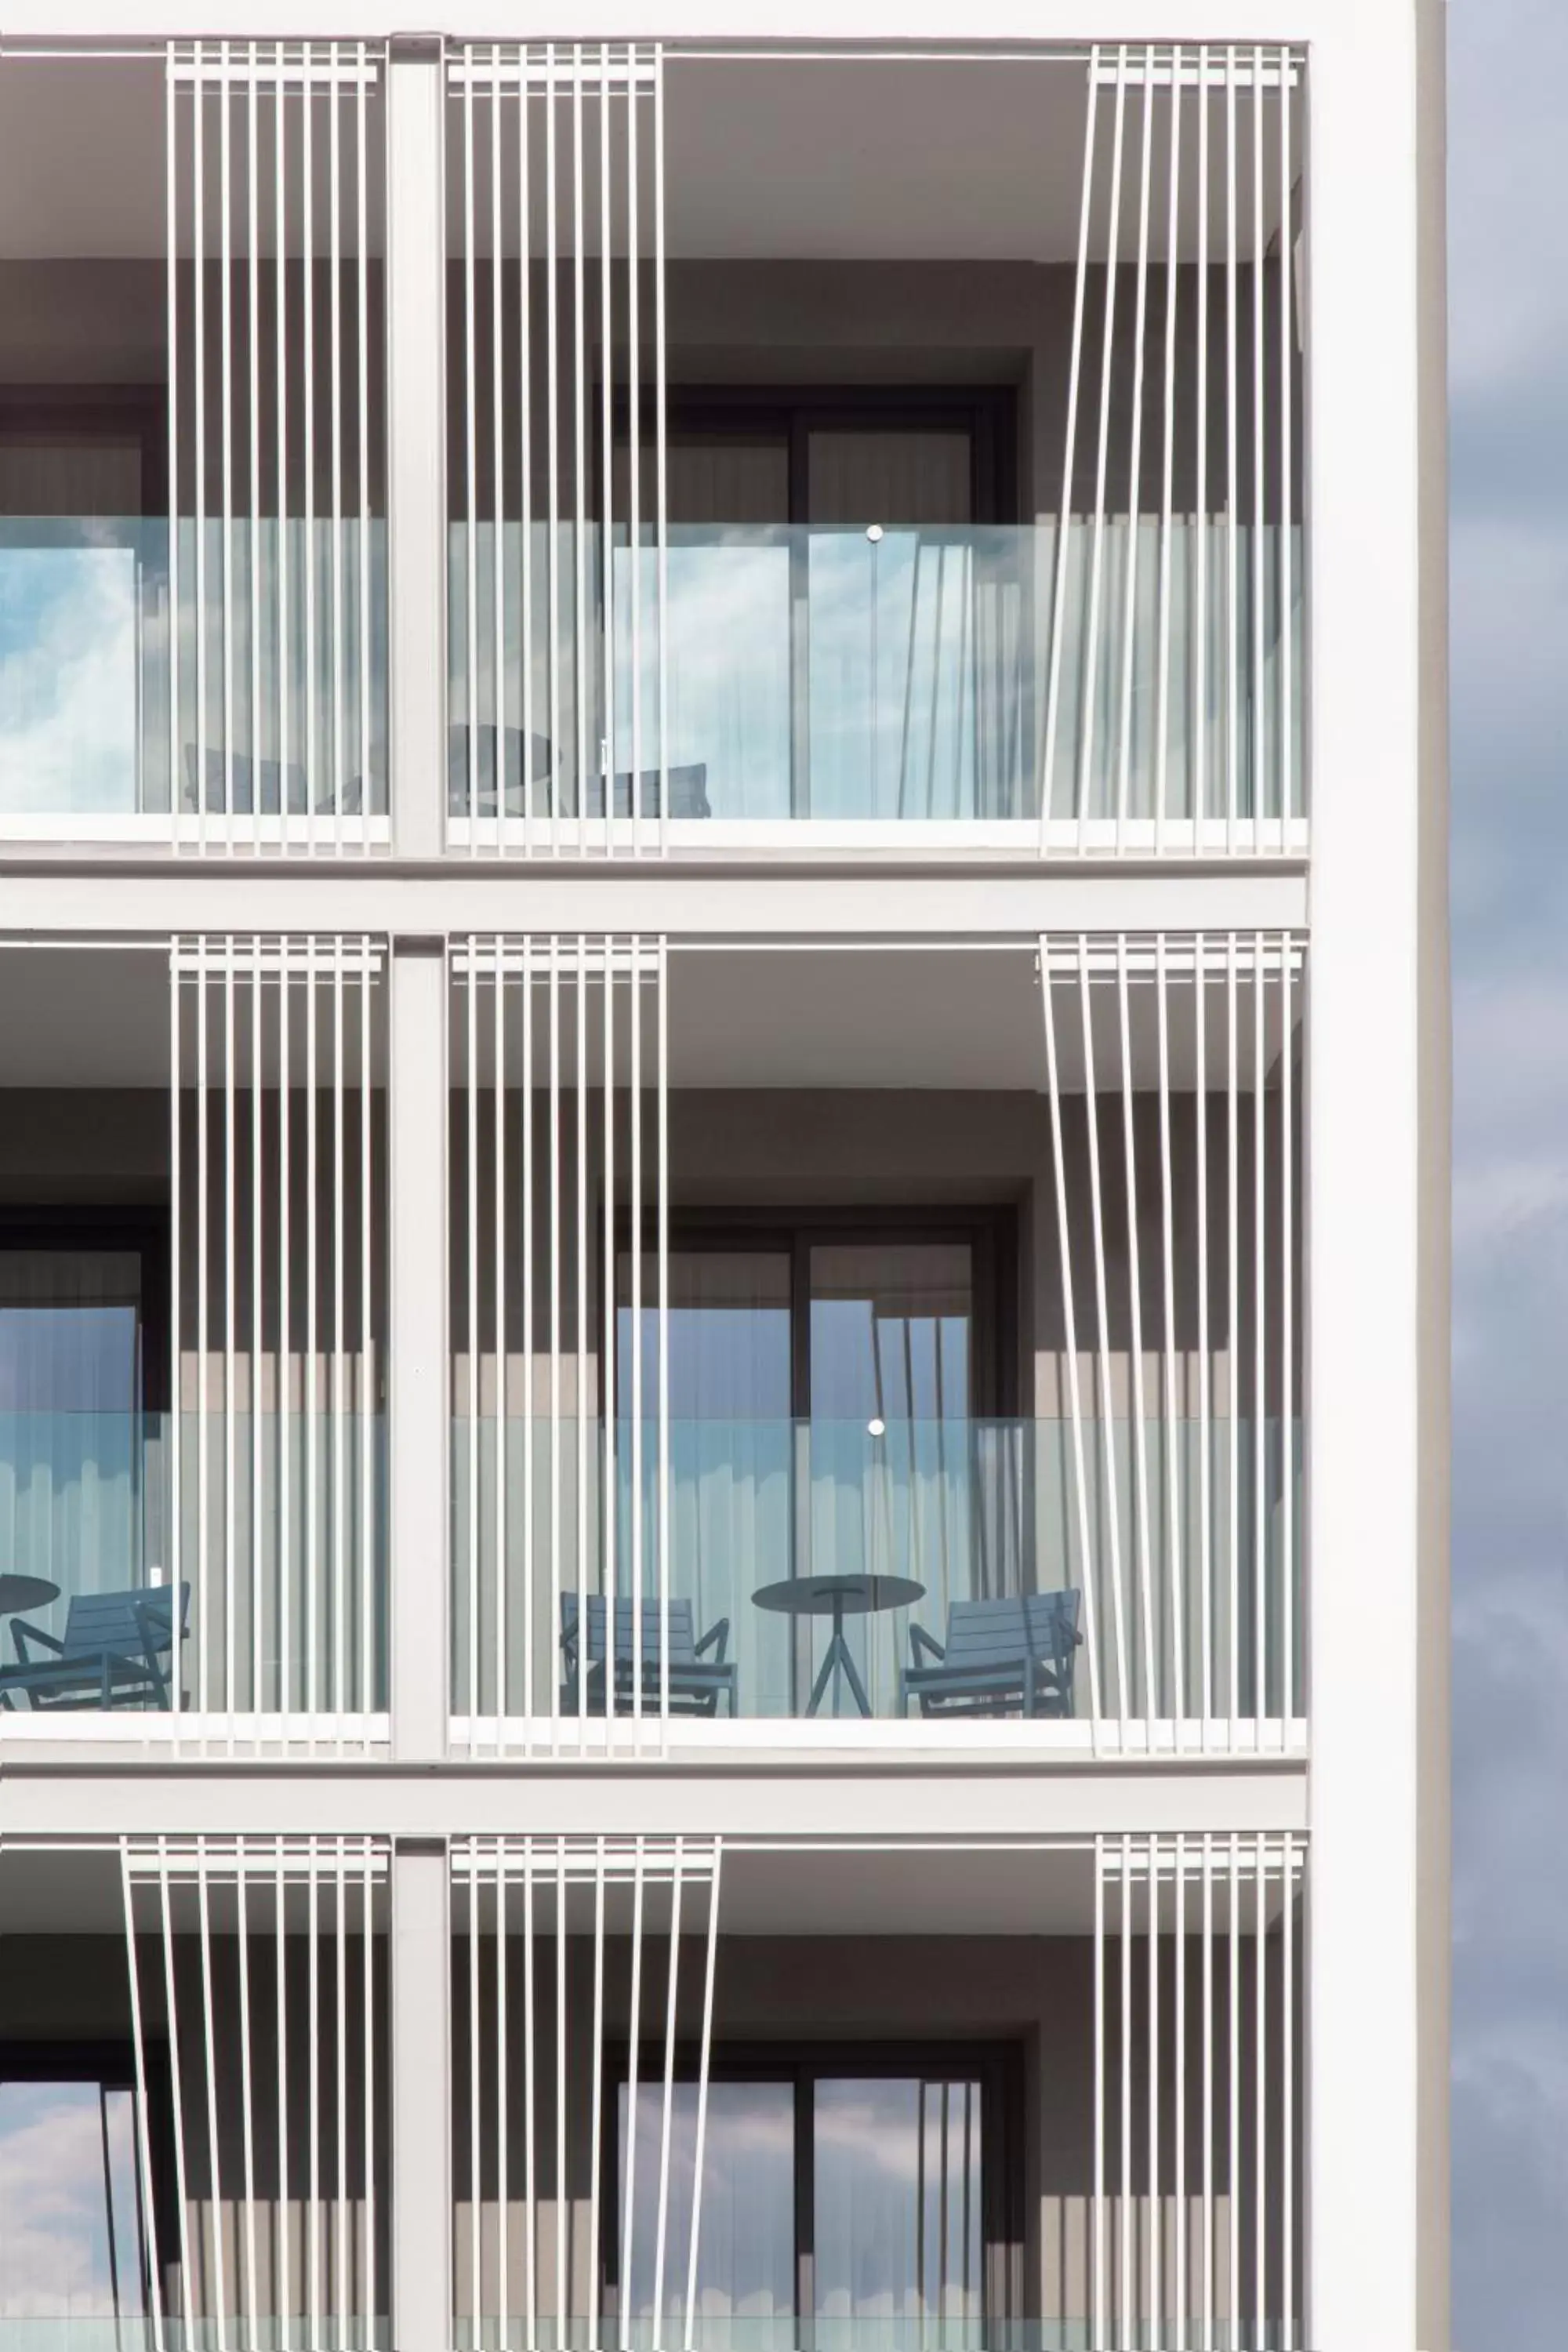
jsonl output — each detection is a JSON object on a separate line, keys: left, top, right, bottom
{"left": 0, "top": 8, "right": 1448, "bottom": 2350}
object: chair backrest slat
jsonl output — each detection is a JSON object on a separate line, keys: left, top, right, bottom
{"left": 59, "top": 1584, "right": 185, "bottom": 1661}
{"left": 562, "top": 1594, "right": 699, "bottom": 1665}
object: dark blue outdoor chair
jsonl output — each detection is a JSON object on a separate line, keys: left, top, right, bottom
{"left": 0, "top": 1582, "right": 190, "bottom": 1712}
{"left": 900, "top": 1590, "right": 1082, "bottom": 1720}
{"left": 561, "top": 1594, "right": 735, "bottom": 1719}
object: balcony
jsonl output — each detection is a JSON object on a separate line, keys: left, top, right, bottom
{"left": 451, "top": 1413, "right": 1301, "bottom": 1737}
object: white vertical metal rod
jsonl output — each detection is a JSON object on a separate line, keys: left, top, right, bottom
{"left": 589, "top": 1835, "right": 608, "bottom": 2345}
{"left": 224, "top": 939, "right": 238, "bottom": 1737}
{"left": 652, "top": 1837, "right": 684, "bottom": 2339}
{"left": 628, "top": 57, "right": 643, "bottom": 855}
{"left": 1281, "top": 934, "right": 1295, "bottom": 1734}
{"left": 1193, "top": 45, "right": 1210, "bottom": 850}
{"left": 165, "top": 49, "right": 181, "bottom": 842}
{"left": 1213, "top": 1825, "right": 1222, "bottom": 2343}
{"left": 194, "top": 1838, "right": 230, "bottom": 2349}
{"left": 303, "top": 47, "right": 318, "bottom": 855}
{"left": 279, "top": 946, "right": 293, "bottom": 1732}
{"left": 604, "top": 935, "right": 619, "bottom": 1724}
{"left": 1116, "top": 934, "right": 1156, "bottom": 1738}
{"left": 276, "top": 42, "right": 290, "bottom": 850}
{"left": 120, "top": 1849, "right": 169, "bottom": 2352}
{"left": 495, "top": 1834, "right": 510, "bottom": 2343}
{"left": 1174, "top": 1828, "right": 1187, "bottom": 2347}
{"left": 463, "top": 49, "right": 479, "bottom": 839}
{"left": 630, "top": 938, "right": 644, "bottom": 1736}
{"left": 684, "top": 1842, "right": 723, "bottom": 2344}
{"left": 1120, "top": 1832, "right": 1132, "bottom": 2338}
{"left": 1076, "top": 45, "right": 1127, "bottom": 851}
{"left": 363, "top": 1836, "right": 378, "bottom": 2349}
{"left": 1226, "top": 934, "right": 1240, "bottom": 1735}
{"left": 249, "top": 48, "right": 261, "bottom": 856}
{"left": 467, "top": 942, "right": 481, "bottom": 1740}
{"left": 1196, "top": 936, "right": 1213, "bottom": 1747}
{"left": 1038, "top": 940, "right": 1103, "bottom": 1741}
{"left": 359, "top": 941, "right": 374, "bottom": 1733}
{"left": 1279, "top": 47, "right": 1295, "bottom": 840}
{"left": 276, "top": 1838, "right": 291, "bottom": 2350}
{"left": 523, "top": 1837, "right": 538, "bottom": 2342}
{"left": 554, "top": 1839, "right": 568, "bottom": 2335}
{"left": 522, "top": 938, "right": 536, "bottom": 1743}
{"left": 1149, "top": 1831, "right": 1161, "bottom": 2340}
{"left": 495, "top": 935, "right": 510, "bottom": 1745}
{"left": 330, "top": 50, "right": 346, "bottom": 856}
{"left": 169, "top": 948, "right": 184, "bottom": 1742}
{"left": 520, "top": 59, "right": 534, "bottom": 855}
{"left": 1114, "top": 49, "right": 1155, "bottom": 852}
{"left": 308, "top": 1838, "right": 321, "bottom": 2349}
{"left": 600, "top": 45, "right": 616, "bottom": 862}
{"left": 1078, "top": 937, "right": 1130, "bottom": 1728}
{"left": 1225, "top": 46, "right": 1240, "bottom": 854}
{"left": 334, "top": 942, "right": 347, "bottom": 1744}
{"left": 469, "top": 1840, "right": 484, "bottom": 2336}
{"left": 194, "top": 48, "right": 209, "bottom": 859}
{"left": 335, "top": 1838, "right": 350, "bottom": 2349}
{"left": 220, "top": 45, "right": 235, "bottom": 851}
{"left": 620, "top": 1840, "right": 646, "bottom": 2352}
{"left": 306, "top": 937, "right": 320, "bottom": 1725}
{"left": 1154, "top": 51, "right": 1181, "bottom": 854}
{"left": 1254, "top": 933, "right": 1268, "bottom": 1748}
{"left": 1252, "top": 46, "right": 1267, "bottom": 845}
{"left": 576, "top": 936, "right": 591, "bottom": 1757}
{"left": 545, "top": 45, "right": 561, "bottom": 859}
{"left": 657, "top": 938, "right": 671, "bottom": 1742}
{"left": 1092, "top": 1833, "right": 1106, "bottom": 2347}
{"left": 158, "top": 1838, "right": 198, "bottom": 2350}
{"left": 1255, "top": 1829, "right": 1269, "bottom": 2346}
{"left": 1283, "top": 1831, "right": 1296, "bottom": 2350}
{"left": 1157, "top": 935, "right": 1185, "bottom": 1741}
{"left": 197, "top": 942, "right": 211, "bottom": 1726}
{"left": 492, "top": 49, "right": 508, "bottom": 858}
{"left": 1228, "top": 1831, "right": 1240, "bottom": 2335}
{"left": 654, "top": 49, "right": 670, "bottom": 856}
{"left": 250, "top": 943, "right": 264, "bottom": 1726}
{"left": 358, "top": 45, "right": 372, "bottom": 832}
{"left": 1039, "top": 49, "right": 1098, "bottom": 847}
{"left": 572, "top": 48, "right": 589, "bottom": 858}
{"left": 238, "top": 1810, "right": 260, "bottom": 2346}
{"left": 549, "top": 936, "right": 563, "bottom": 1748}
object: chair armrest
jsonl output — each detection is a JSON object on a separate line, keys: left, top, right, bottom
{"left": 695, "top": 1617, "right": 731, "bottom": 1664}
{"left": 908, "top": 1621, "right": 946, "bottom": 1666}
{"left": 11, "top": 1619, "right": 66, "bottom": 1666}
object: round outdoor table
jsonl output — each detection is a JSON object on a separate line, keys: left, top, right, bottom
{"left": 752, "top": 1572, "right": 926, "bottom": 1719}
{"left": 0, "top": 1573, "right": 60, "bottom": 1618}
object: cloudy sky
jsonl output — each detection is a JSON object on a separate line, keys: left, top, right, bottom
{"left": 1450, "top": 3, "right": 1568, "bottom": 2343}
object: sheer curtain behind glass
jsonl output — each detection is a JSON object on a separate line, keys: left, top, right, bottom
{"left": 0, "top": 1249, "right": 144, "bottom": 1635}
{"left": 619, "top": 2082, "right": 795, "bottom": 2335}
{"left": 617, "top": 1249, "right": 793, "bottom": 1710}
{"left": 0, "top": 2079, "right": 149, "bottom": 2329}
{"left": 814, "top": 2077, "right": 983, "bottom": 2329}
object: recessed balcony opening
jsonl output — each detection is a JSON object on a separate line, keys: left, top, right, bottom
{"left": 446, "top": 44, "right": 1305, "bottom": 850}
{"left": 448, "top": 935, "right": 1305, "bottom": 1751}
{"left": 0, "top": 942, "right": 389, "bottom": 1744}
{"left": 0, "top": 48, "right": 388, "bottom": 841}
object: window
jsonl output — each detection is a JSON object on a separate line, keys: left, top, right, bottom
{"left": 615, "top": 1212, "right": 1013, "bottom": 1423}
{"left": 0, "top": 2048, "right": 163, "bottom": 2331}
{"left": 613, "top": 2048, "right": 1011, "bottom": 2332}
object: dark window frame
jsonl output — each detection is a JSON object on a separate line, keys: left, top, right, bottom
{"left": 601, "top": 2035, "right": 1023, "bottom": 2330}
{"left": 613, "top": 1203, "right": 1018, "bottom": 1420}
{"left": 0, "top": 387, "right": 169, "bottom": 517}
{"left": 0, "top": 2035, "right": 180, "bottom": 2318}
{"left": 614, "top": 383, "right": 1020, "bottom": 524}
{"left": 0, "top": 1206, "right": 171, "bottom": 1416}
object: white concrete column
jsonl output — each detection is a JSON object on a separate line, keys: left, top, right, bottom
{"left": 390, "top": 1838, "right": 452, "bottom": 2351}
{"left": 386, "top": 34, "right": 447, "bottom": 859}
{"left": 1305, "top": 9, "right": 1449, "bottom": 2350}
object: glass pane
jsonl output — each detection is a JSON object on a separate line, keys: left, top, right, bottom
{"left": 619, "top": 2079, "right": 796, "bottom": 2325}
{"left": 0, "top": 1249, "right": 142, "bottom": 1414}
{"left": 0, "top": 2079, "right": 147, "bottom": 2325}
{"left": 617, "top": 1249, "right": 792, "bottom": 1422}
{"left": 807, "top": 430, "right": 974, "bottom": 527}
{"left": 808, "top": 1242, "right": 972, "bottom": 1421}
{"left": 813, "top": 2077, "right": 983, "bottom": 2324}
